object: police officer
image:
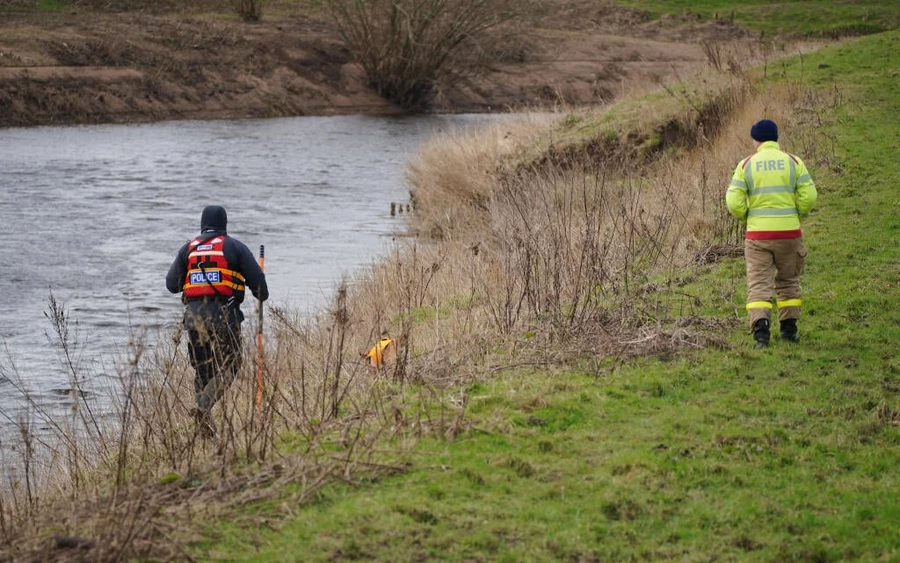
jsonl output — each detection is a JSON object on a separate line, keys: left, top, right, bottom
{"left": 726, "top": 119, "right": 817, "bottom": 348}
{"left": 166, "top": 205, "right": 268, "bottom": 436}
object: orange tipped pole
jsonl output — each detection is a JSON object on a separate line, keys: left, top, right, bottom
{"left": 256, "top": 245, "right": 265, "bottom": 416}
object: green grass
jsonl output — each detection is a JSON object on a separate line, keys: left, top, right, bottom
{"left": 38, "top": 0, "right": 67, "bottom": 10}
{"left": 617, "top": 0, "right": 900, "bottom": 38}
{"left": 3, "top": 0, "right": 71, "bottom": 11}
{"left": 191, "top": 31, "right": 900, "bottom": 562}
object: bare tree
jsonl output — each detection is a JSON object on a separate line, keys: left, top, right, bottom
{"left": 237, "top": 0, "right": 262, "bottom": 22}
{"left": 325, "top": 0, "right": 516, "bottom": 109}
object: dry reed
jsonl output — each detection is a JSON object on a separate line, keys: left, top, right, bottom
{"left": 0, "top": 62, "right": 841, "bottom": 561}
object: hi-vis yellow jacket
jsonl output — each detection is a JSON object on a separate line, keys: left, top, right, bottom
{"left": 726, "top": 141, "right": 817, "bottom": 239}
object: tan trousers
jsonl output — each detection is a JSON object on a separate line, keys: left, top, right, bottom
{"left": 745, "top": 238, "right": 807, "bottom": 325}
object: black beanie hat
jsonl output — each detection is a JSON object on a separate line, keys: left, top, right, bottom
{"left": 750, "top": 119, "right": 778, "bottom": 142}
{"left": 200, "top": 205, "right": 227, "bottom": 233}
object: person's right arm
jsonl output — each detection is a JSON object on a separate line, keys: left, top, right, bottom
{"left": 794, "top": 157, "right": 817, "bottom": 218}
{"left": 725, "top": 160, "right": 749, "bottom": 222}
{"left": 166, "top": 243, "right": 189, "bottom": 294}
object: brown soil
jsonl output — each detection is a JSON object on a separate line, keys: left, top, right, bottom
{"left": 0, "top": 1, "right": 753, "bottom": 127}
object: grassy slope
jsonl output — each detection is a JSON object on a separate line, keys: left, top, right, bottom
{"left": 617, "top": 0, "right": 900, "bottom": 37}
{"left": 192, "top": 32, "right": 900, "bottom": 563}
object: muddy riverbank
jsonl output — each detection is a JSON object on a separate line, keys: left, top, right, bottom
{"left": 0, "top": 1, "right": 753, "bottom": 127}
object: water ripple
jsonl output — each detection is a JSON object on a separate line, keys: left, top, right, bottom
{"left": 0, "top": 112, "right": 512, "bottom": 436}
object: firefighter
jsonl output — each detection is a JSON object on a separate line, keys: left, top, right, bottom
{"left": 726, "top": 119, "right": 817, "bottom": 348}
{"left": 166, "top": 205, "right": 268, "bottom": 436}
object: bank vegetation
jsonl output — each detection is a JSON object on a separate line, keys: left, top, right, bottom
{"left": 0, "top": 64, "right": 830, "bottom": 563}
{"left": 1, "top": 12, "right": 897, "bottom": 563}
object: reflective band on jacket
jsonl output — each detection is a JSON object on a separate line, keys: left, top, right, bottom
{"left": 751, "top": 185, "right": 795, "bottom": 195}
{"left": 788, "top": 157, "right": 796, "bottom": 195}
{"left": 183, "top": 236, "right": 246, "bottom": 299}
{"left": 748, "top": 207, "right": 799, "bottom": 216}
{"left": 743, "top": 160, "right": 754, "bottom": 194}
{"left": 777, "top": 299, "right": 802, "bottom": 308}
{"left": 746, "top": 301, "right": 774, "bottom": 310}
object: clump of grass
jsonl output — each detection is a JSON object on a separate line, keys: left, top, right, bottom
{"left": 616, "top": 0, "right": 899, "bottom": 39}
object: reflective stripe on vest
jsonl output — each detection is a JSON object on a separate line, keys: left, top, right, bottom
{"left": 748, "top": 207, "right": 799, "bottom": 216}
{"left": 743, "top": 159, "right": 755, "bottom": 194}
{"left": 788, "top": 157, "right": 797, "bottom": 193}
{"left": 751, "top": 185, "right": 794, "bottom": 195}
{"left": 729, "top": 178, "right": 747, "bottom": 190}
{"left": 183, "top": 236, "right": 246, "bottom": 299}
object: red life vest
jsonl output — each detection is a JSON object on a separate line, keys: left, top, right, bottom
{"left": 183, "top": 235, "right": 246, "bottom": 299}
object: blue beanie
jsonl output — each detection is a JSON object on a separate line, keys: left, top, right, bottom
{"left": 750, "top": 119, "right": 778, "bottom": 142}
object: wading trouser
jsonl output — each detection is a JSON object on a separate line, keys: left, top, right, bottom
{"left": 745, "top": 238, "right": 807, "bottom": 326}
{"left": 187, "top": 320, "right": 242, "bottom": 412}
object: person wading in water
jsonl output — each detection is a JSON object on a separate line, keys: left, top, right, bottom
{"left": 166, "top": 205, "right": 268, "bottom": 437}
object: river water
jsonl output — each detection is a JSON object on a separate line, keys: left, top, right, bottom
{"left": 0, "top": 113, "right": 496, "bottom": 429}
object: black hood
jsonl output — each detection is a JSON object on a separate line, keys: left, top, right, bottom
{"left": 200, "top": 205, "right": 227, "bottom": 233}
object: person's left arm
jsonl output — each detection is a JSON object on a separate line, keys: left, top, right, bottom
{"left": 230, "top": 240, "right": 269, "bottom": 302}
{"left": 794, "top": 157, "right": 818, "bottom": 218}
{"left": 725, "top": 160, "right": 749, "bottom": 223}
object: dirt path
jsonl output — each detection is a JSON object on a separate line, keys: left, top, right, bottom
{"left": 0, "top": 2, "right": 754, "bottom": 127}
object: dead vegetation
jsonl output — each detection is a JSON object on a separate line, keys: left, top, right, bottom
{"left": 0, "top": 3, "right": 848, "bottom": 559}
{"left": 0, "top": 73, "right": 842, "bottom": 559}
{"left": 0, "top": 285, "right": 463, "bottom": 561}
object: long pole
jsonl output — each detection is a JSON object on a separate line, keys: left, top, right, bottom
{"left": 256, "top": 245, "right": 265, "bottom": 417}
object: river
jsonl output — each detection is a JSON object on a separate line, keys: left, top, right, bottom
{"left": 0, "top": 113, "right": 497, "bottom": 429}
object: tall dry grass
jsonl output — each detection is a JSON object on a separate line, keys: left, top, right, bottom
{"left": 0, "top": 286, "right": 452, "bottom": 560}
{"left": 0, "top": 66, "right": 841, "bottom": 561}
{"left": 369, "top": 74, "right": 838, "bottom": 360}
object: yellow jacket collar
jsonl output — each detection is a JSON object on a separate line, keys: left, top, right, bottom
{"left": 756, "top": 141, "right": 781, "bottom": 152}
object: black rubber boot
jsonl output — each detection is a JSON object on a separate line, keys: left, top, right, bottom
{"left": 780, "top": 319, "right": 800, "bottom": 343}
{"left": 752, "top": 319, "right": 770, "bottom": 349}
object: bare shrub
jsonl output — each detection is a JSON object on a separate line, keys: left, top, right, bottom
{"left": 323, "top": 0, "right": 517, "bottom": 109}
{"left": 237, "top": 0, "right": 262, "bottom": 22}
